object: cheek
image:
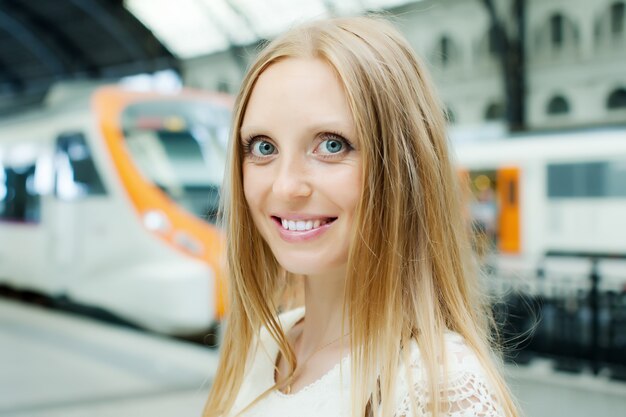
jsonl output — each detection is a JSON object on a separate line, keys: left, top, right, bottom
{"left": 347, "top": 171, "right": 362, "bottom": 211}
{"left": 242, "top": 164, "right": 261, "bottom": 214}
{"left": 319, "top": 165, "right": 362, "bottom": 216}
{"left": 242, "top": 163, "right": 276, "bottom": 233}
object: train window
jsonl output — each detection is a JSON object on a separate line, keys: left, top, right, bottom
{"left": 547, "top": 162, "right": 614, "bottom": 198}
{"left": 0, "top": 163, "right": 40, "bottom": 223}
{"left": 55, "top": 132, "right": 106, "bottom": 200}
{"left": 548, "top": 164, "right": 576, "bottom": 197}
{"left": 607, "top": 160, "right": 626, "bottom": 197}
{"left": 121, "top": 100, "right": 229, "bottom": 222}
{"left": 586, "top": 163, "right": 605, "bottom": 197}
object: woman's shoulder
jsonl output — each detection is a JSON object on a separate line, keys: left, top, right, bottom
{"left": 403, "top": 331, "right": 489, "bottom": 378}
{"left": 441, "top": 331, "right": 490, "bottom": 377}
{"left": 234, "top": 308, "right": 307, "bottom": 415}
{"left": 396, "top": 331, "right": 505, "bottom": 416}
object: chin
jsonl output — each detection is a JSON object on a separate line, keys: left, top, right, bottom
{"left": 274, "top": 253, "right": 347, "bottom": 277}
{"left": 277, "top": 259, "right": 322, "bottom": 276}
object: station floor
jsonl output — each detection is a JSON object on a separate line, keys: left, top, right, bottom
{"left": 0, "top": 300, "right": 218, "bottom": 417}
{"left": 2, "top": 299, "right": 626, "bottom": 417}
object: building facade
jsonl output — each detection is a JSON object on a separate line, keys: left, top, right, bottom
{"left": 182, "top": 0, "right": 626, "bottom": 131}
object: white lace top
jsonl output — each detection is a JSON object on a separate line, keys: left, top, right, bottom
{"left": 231, "top": 308, "right": 505, "bottom": 417}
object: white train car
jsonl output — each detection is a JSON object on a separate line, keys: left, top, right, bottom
{"left": 453, "top": 128, "right": 626, "bottom": 281}
{"left": 0, "top": 84, "right": 230, "bottom": 335}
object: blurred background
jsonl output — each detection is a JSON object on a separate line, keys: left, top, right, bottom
{"left": 0, "top": 0, "right": 625, "bottom": 416}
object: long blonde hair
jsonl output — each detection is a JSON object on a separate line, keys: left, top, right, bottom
{"left": 204, "top": 16, "right": 519, "bottom": 417}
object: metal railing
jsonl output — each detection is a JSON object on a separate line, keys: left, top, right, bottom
{"left": 489, "top": 252, "right": 626, "bottom": 381}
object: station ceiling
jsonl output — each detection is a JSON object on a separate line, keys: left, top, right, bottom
{"left": 126, "top": 0, "right": 419, "bottom": 59}
{"left": 0, "top": 0, "right": 176, "bottom": 113}
{"left": 0, "top": 0, "right": 419, "bottom": 114}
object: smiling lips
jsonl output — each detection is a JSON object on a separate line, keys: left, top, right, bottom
{"left": 271, "top": 216, "right": 337, "bottom": 242}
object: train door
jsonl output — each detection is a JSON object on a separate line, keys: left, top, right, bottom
{"left": 467, "top": 170, "right": 498, "bottom": 258}
{"left": 497, "top": 167, "right": 521, "bottom": 254}
{"left": 51, "top": 132, "right": 108, "bottom": 289}
{"left": 467, "top": 167, "right": 521, "bottom": 256}
{"left": 0, "top": 143, "right": 51, "bottom": 287}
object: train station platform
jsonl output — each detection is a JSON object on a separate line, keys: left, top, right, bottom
{"left": 506, "top": 357, "right": 626, "bottom": 417}
{"left": 2, "top": 298, "right": 626, "bottom": 417}
{"left": 0, "top": 300, "right": 218, "bottom": 417}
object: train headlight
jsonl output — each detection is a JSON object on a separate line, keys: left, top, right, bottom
{"left": 143, "top": 209, "right": 171, "bottom": 233}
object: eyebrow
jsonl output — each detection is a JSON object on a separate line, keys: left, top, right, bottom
{"left": 240, "top": 120, "right": 355, "bottom": 140}
{"left": 239, "top": 125, "right": 265, "bottom": 140}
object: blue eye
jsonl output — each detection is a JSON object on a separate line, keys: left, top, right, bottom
{"left": 252, "top": 140, "right": 275, "bottom": 156}
{"left": 320, "top": 139, "right": 344, "bottom": 154}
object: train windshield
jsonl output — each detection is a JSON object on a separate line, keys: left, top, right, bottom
{"left": 121, "top": 100, "right": 230, "bottom": 223}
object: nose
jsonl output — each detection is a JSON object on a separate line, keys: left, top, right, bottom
{"left": 272, "top": 156, "right": 312, "bottom": 200}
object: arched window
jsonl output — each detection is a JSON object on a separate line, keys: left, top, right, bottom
{"left": 612, "top": 2, "right": 625, "bottom": 36}
{"left": 445, "top": 106, "right": 456, "bottom": 124}
{"left": 550, "top": 14, "right": 564, "bottom": 47}
{"left": 433, "top": 34, "right": 460, "bottom": 68}
{"left": 487, "top": 25, "right": 499, "bottom": 56}
{"left": 607, "top": 88, "right": 626, "bottom": 109}
{"left": 538, "top": 12, "right": 579, "bottom": 51}
{"left": 485, "top": 102, "right": 505, "bottom": 121}
{"left": 439, "top": 36, "right": 451, "bottom": 66}
{"left": 546, "top": 95, "right": 570, "bottom": 115}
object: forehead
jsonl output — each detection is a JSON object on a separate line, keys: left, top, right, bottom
{"left": 240, "top": 58, "right": 355, "bottom": 137}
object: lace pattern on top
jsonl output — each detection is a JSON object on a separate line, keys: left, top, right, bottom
{"left": 394, "top": 333, "right": 506, "bottom": 417}
{"left": 231, "top": 309, "right": 506, "bottom": 417}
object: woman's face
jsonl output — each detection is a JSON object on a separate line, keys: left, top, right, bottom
{"left": 241, "top": 58, "right": 361, "bottom": 277}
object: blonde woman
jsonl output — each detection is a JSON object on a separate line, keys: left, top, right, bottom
{"left": 203, "top": 16, "right": 520, "bottom": 417}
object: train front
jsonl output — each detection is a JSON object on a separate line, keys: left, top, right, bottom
{"left": 91, "top": 86, "right": 230, "bottom": 335}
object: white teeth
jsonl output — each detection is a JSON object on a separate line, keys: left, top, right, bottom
{"left": 279, "top": 217, "right": 333, "bottom": 231}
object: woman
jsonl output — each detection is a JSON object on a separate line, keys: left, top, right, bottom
{"left": 203, "top": 16, "right": 520, "bottom": 417}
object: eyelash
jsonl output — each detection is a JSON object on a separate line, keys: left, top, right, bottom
{"left": 318, "top": 132, "right": 354, "bottom": 159}
{"left": 241, "top": 135, "right": 262, "bottom": 157}
{"left": 241, "top": 132, "right": 354, "bottom": 160}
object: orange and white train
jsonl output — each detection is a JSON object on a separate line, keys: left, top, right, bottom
{"left": 3, "top": 84, "right": 625, "bottom": 333}
{"left": 0, "top": 84, "right": 230, "bottom": 335}
{"left": 454, "top": 127, "right": 626, "bottom": 284}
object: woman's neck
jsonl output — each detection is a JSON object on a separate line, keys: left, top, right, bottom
{"left": 297, "top": 268, "right": 350, "bottom": 357}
